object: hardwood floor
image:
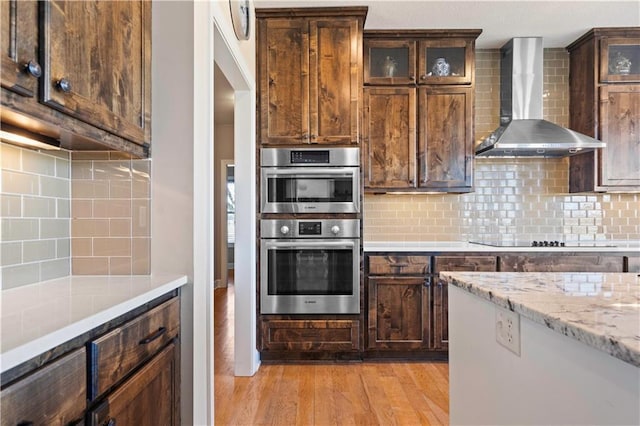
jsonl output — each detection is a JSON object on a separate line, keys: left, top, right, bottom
{"left": 214, "top": 285, "right": 450, "bottom": 425}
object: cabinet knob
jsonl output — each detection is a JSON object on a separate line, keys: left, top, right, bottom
{"left": 24, "top": 60, "right": 42, "bottom": 78}
{"left": 420, "top": 74, "right": 427, "bottom": 80}
{"left": 409, "top": 74, "right": 416, "bottom": 81}
{"left": 56, "top": 78, "right": 72, "bottom": 93}
{"left": 104, "top": 418, "right": 116, "bottom": 426}
{"left": 423, "top": 278, "right": 431, "bottom": 287}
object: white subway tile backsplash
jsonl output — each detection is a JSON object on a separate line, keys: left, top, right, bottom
{"left": 2, "top": 263, "right": 40, "bottom": 289}
{"left": 22, "top": 149, "right": 56, "bottom": 176}
{"left": 57, "top": 238, "right": 70, "bottom": 258}
{"left": 2, "top": 170, "right": 38, "bottom": 195}
{"left": 23, "top": 196, "right": 56, "bottom": 218}
{"left": 41, "top": 218, "right": 70, "bottom": 239}
{"left": 2, "top": 194, "right": 22, "bottom": 217}
{"left": 23, "top": 239, "right": 56, "bottom": 262}
{"left": 40, "top": 258, "right": 70, "bottom": 281}
{"left": 40, "top": 175, "right": 70, "bottom": 198}
{"left": 1, "top": 242, "right": 22, "bottom": 266}
{"left": 2, "top": 218, "right": 39, "bottom": 241}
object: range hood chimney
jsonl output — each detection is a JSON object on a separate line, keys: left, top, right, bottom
{"left": 475, "top": 37, "right": 606, "bottom": 157}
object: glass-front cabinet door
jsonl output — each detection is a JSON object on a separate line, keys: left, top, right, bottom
{"left": 417, "top": 39, "right": 473, "bottom": 85}
{"left": 364, "top": 39, "right": 416, "bottom": 85}
{"left": 600, "top": 37, "right": 640, "bottom": 83}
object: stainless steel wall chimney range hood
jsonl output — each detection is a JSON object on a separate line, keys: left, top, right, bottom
{"left": 475, "top": 37, "right": 606, "bottom": 157}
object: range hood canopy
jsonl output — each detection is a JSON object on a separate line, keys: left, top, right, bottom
{"left": 475, "top": 37, "right": 606, "bottom": 157}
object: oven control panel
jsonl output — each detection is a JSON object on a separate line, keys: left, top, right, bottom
{"left": 261, "top": 219, "right": 360, "bottom": 239}
{"left": 299, "top": 222, "right": 322, "bottom": 235}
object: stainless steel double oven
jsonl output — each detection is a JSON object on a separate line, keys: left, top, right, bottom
{"left": 259, "top": 147, "right": 361, "bottom": 314}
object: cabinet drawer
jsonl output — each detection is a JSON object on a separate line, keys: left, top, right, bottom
{"left": 499, "top": 255, "right": 624, "bottom": 272}
{"left": 434, "top": 256, "right": 497, "bottom": 273}
{"left": 261, "top": 319, "right": 360, "bottom": 352}
{"left": 88, "top": 297, "right": 180, "bottom": 400}
{"left": 88, "top": 342, "right": 179, "bottom": 426}
{"left": 368, "top": 255, "right": 430, "bottom": 275}
{"left": 1, "top": 348, "right": 86, "bottom": 426}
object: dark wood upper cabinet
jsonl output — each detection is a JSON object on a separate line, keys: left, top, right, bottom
{"left": 364, "top": 39, "right": 417, "bottom": 85}
{"left": 417, "top": 38, "right": 474, "bottom": 85}
{"left": 363, "top": 30, "right": 480, "bottom": 193}
{"left": 363, "top": 87, "right": 417, "bottom": 189}
{"left": 568, "top": 27, "right": 640, "bottom": 192}
{"left": 1, "top": 0, "right": 40, "bottom": 98}
{"left": 40, "top": 0, "right": 151, "bottom": 147}
{"left": 418, "top": 86, "right": 473, "bottom": 190}
{"left": 257, "top": 8, "right": 366, "bottom": 145}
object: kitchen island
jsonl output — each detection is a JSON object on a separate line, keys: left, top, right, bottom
{"left": 441, "top": 271, "right": 640, "bottom": 425}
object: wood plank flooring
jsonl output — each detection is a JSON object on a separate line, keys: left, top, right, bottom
{"left": 214, "top": 285, "right": 450, "bottom": 425}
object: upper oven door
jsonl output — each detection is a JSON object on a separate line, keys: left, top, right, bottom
{"left": 261, "top": 167, "right": 360, "bottom": 214}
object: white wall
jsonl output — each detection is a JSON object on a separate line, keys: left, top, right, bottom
{"left": 152, "top": 0, "right": 257, "bottom": 423}
{"left": 214, "top": 124, "right": 234, "bottom": 286}
{"left": 449, "top": 286, "right": 640, "bottom": 425}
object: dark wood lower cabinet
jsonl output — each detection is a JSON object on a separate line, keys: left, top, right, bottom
{"left": 260, "top": 319, "right": 360, "bottom": 352}
{"left": 499, "top": 254, "right": 624, "bottom": 272}
{"left": 88, "top": 342, "right": 179, "bottom": 426}
{"left": 0, "top": 348, "right": 86, "bottom": 426}
{"left": 432, "top": 256, "right": 498, "bottom": 350}
{"left": 367, "top": 276, "right": 431, "bottom": 350}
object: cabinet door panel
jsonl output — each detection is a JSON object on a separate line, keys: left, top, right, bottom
{"left": 88, "top": 342, "right": 179, "bottom": 426}
{"left": 41, "top": 0, "right": 151, "bottom": 145}
{"left": 260, "top": 319, "right": 359, "bottom": 351}
{"left": 598, "top": 85, "right": 640, "bottom": 187}
{"left": 418, "top": 87, "right": 473, "bottom": 190}
{"left": 310, "top": 18, "right": 360, "bottom": 144}
{"left": 0, "top": 348, "right": 86, "bottom": 426}
{"left": 259, "top": 18, "right": 309, "bottom": 145}
{"left": 1, "top": 0, "right": 39, "bottom": 97}
{"left": 363, "top": 87, "right": 416, "bottom": 189}
{"left": 432, "top": 256, "right": 497, "bottom": 350}
{"left": 367, "top": 277, "right": 430, "bottom": 350}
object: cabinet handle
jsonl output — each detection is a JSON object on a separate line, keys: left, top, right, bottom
{"left": 56, "top": 78, "right": 72, "bottom": 93}
{"left": 17, "top": 422, "right": 34, "bottom": 426}
{"left": 409, "top": 74, "right": 416, "bottom": 81}
{"left": 420, "top": 74, "right": 427, "bottom": 81}
{"left": 24, "top": 60, "right": 42, "bottom": 78}
{"left": 103, "top": 418, "right": 116, "bottom": 426}
{"left": 139, "top": 327, "right": 167, "bottom": 345}
{"left": 423, "top": 278, "right": 431, "bottom": 287}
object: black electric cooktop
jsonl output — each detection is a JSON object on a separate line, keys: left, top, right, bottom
{"left": 468, "top": 240, "right": 618, "bottom": 248}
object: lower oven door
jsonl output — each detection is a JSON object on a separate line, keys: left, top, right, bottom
{"left": 260, "top": 239, "right": 360, "bottom": 314}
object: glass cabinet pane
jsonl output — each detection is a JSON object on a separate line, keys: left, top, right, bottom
{"left": 364, "top": 40, "right": 416, "bottom": 84}
{"left": 418, "top": 41, "right": 472, "bottom": 84}
{"left": 601, "top": 38, "right": 640, "bottom": 82}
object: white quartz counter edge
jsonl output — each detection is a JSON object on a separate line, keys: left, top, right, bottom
{"left": 364, "top": 241, "right": 640, "bottom": 253}
{"left": 440, "top": 272, "right": 640, "bottom": 368}
{"left": 1, "top": 274, "right": 188, "bottom": 373}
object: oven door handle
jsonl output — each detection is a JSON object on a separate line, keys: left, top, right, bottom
{"left": 262, "top": 167, "right": 358, "bottom": 178}
{"left": 263, "top": 240, "right": 356, "bottom": 250}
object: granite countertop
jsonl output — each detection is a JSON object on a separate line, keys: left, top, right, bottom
{"left": 364, "top": 240, "right": 640, "bottom": 253}
{"left": 1, "top": 273, "right": 188, "bottom": 373}
{"left": 440, "top": 271, "right": 640, "bottom": 367}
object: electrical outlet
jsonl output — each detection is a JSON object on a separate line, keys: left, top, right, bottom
{"left": 495, "top": 307, "right": 521, "bottom": 356}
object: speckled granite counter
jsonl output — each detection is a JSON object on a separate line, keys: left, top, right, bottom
{"left": 1, "top": 274, "right": 188, "bottom": 373}
{"left": 440, "top": 271, "right": 640, "bottom": 367}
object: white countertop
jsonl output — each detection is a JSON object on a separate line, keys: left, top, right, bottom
{"left": 1, "top": 274, "right": 188, "bottom": 373}
{"left": 364, "top": 240, "right": 640, "bottom": 253}
{"left": 440, "top": 272, "right": 640, "bottom": 367}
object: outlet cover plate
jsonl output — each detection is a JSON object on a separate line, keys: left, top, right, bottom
{"left": 495, "top": 307, "right": 521, "bottom": 356}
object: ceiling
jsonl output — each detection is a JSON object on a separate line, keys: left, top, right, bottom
{"left": 214, "top": 0, "right": 639, "bottom": 125}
